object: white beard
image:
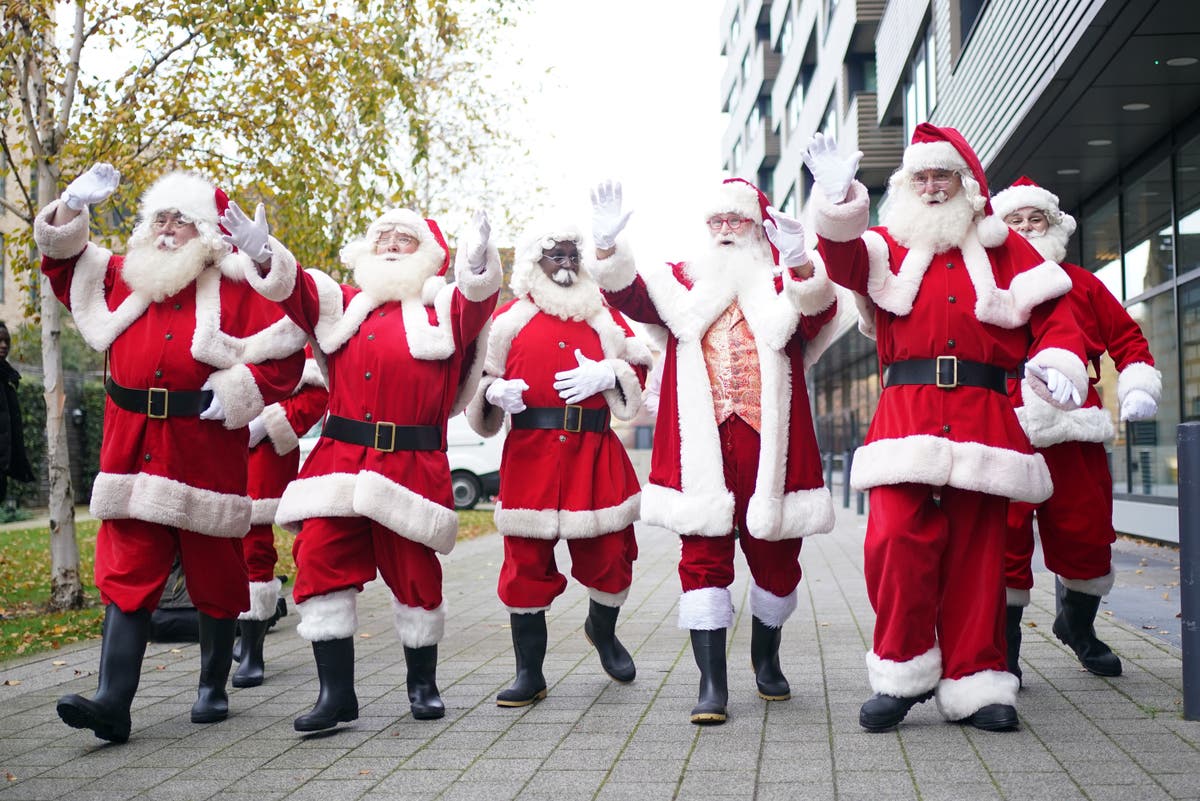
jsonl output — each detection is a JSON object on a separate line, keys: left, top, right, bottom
{"left": 121, "top": 236, "right": 214, "bottom": 302}
{"left": 353, "top": 251, "right": 437, "bottom": 303}
{"left": 684, "top": 230, "right": 775, "bottom": 297}
{"left": 881, "top": 187, "right": 977, "bottom": 252}
{"left": 1020, "top": 226, "right": 1068, "bottom": 263}
{"left": 526, "top": 267, "right": 605, "bottom": 321}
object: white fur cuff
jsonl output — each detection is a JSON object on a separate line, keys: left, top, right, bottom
{"left": 812, "top": 181, "right": 870, "bottom": 242}
{"left": 250, "top": 497, "right": 280, "bottom": 526}
{"left": 244, "top": 237, "right": 298, "bottom": 302}
{"left": 588, "top": 587, "right": 630, "bottom": 607}
{"left": 34, "top": 201, "right": 91, "bottom": 259}
{"left": 454, "top": 242, "right": 503, "bottom": 302}
{"left": 89, "top": 471, "right": 252, "bottom": 538}
{"left": 209, "top": 364, "right": 266, "bottom": 429}
{"left": 1017, "top": 382, "right": 1114, "bottom": 447}
{"left": 677, "top": 586, "right": 734, "bottom": 630}
{"left": 865, "top": 645, "right": 942, "bottom": 697}
{"left": 392, "top": 598, "right": 445, "bottom": 647}
{"left": 1117, "top": 362, "right": 1162, "bottom": 405}
{"left": 240, "top": 578, "right": 282, "bottom": 621}
{"left": 602, "top": 359, "right": 643, "bottom": 421}
{"left": 1028, "top": 347, "right": 1089, "bottom": 402}
{"left": 465, "top": 375, "right": 506, "bottom": 437}
{"left": 260, "top": 402, "right": 300, "bottom": 455}
{"left": 640, "top": 483, "right": 736, "bottom": 537}
{"left": 1060, "top": 571, "right": 1115, "bottom": 597}
{"left": 784, "top": 253, "right": 837, "bottom": 317}
{"left": 587, "top": 243, "right": 637, "bottom": 292}
{"left": 935, "top": 669, "right": 1019, "bottom": 721}
{"left": 296, "top": 589, "right": 358, "bottom": 641}
{"left": 1006, "top": 587, "right": 1031, "bottom": 607}
{"left": 750, "top": 584, "right": 797, "bottom": 628}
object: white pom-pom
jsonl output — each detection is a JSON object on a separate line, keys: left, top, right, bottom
{"left": 421, "top": 274, "right": 446, "bottom": 305}
{"left": 976, "top": 215, "right": 1009, "bottom": 248}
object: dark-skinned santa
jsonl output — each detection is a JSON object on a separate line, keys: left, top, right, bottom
{"left": 589, "top": 178, "right": 840, "bottom": 726}
{"left": 991, "top": 176, "right": 1160, "bottom": 683}
{"left": 221, "top": 200, "right": 500, "bottom": 731}
{"left": 34, "top": 164, "right": 307, "bottom": 743}
{"left": 805, "top": 124, "right": 1090, "bottom": 733}
{"left": 466, "top": 218, "right": 651, "bottom": 707}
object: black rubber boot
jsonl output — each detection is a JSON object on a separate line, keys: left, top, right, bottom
{"left": 750, "top": 617, "right": 790, "bottom": 701}
{"left": 231, "top": 618, "right": 270, "bottom": 688}
{"left": 231, "top": 624, "right": 244, "bottom": 664}
{"left": 858, "top": 690, "right": 935, "bottom": 732}
{"left": 583, "top": 600, "right": 636, "bottom": 683}
{"left": 689, "top": 629, "right": 728, "bottom": 725}
{"left": 57, "top": 605, "right": 151, "bottom": 743}
{"left": 960, "top": 703, "right": 1019, "bottom": 731}
{"left": 294, "top": 638, "right": 359, "bottom": 732}
{"left": 1005, "top": 605, "right": 1024, "bottom": 685}
{"left": 191, "top": 614, "right": 236, "bottom": 723}
{"left": 1053, "top": 587, "right": 1122, "bottom": 676}
{"left": 497, "top": 612, "right": 548, "bottom": 707}
{"left": 404, "top": 645, "right": 445, "bottom": 720}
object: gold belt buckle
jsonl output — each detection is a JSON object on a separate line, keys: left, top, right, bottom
{"left": 935, "top": 355, "right": 958, "bottom": 389}
{"left": 374, "top": 421, "right": 396, "bottom": 452}
{"left": 563, "top": 405, "right": 583, "bottom": 433}
{"left": 147, "top": 387, "right": 169, "bottom": 419}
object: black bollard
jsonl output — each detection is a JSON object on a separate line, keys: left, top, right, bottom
{"left": 1178, "top": 423, "right": 1200, "bottom": 720}
{"left": 843, "top": 449, "right": 852, "bottom": 508}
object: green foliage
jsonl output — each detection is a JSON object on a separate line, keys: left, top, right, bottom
{"left": 11, "top": 379, "right": 44, "bottom": 510}
{"left": 9, "top": 320, "right": 104, "bottom": 373}
{"left": 79, "top": 380, "right": 105, "bottom": 494}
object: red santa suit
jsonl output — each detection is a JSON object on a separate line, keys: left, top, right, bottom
{"left": 812, "top": 126, "right": 1089, "bottom": 722}
{"left": 244, "top": 209, "right": 500, "bottom": 647}
{"left": 34, "top": 175, "right": 306, "bottom": 618}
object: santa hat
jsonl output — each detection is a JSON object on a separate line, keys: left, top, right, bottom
{"left": 339, "top": 208, "right": 451, "bottom": 304}
{"left": 990, "top": 176, "right": 1077, "bottom": 236}
{"left": 138, "top": 171, "right": 251, "bottom": 273}
{"left": 511, "top": 219, "right": 583, "bottom": 298}
{"left": 902, "top": 123, "right": 1008, "bottom": 247}
{"left": 702, "top": 177, "right": 780, "bottom": 263}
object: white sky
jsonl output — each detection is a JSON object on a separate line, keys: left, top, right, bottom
{"left": 493, "top": 0, "right": 730, "bottom": 266}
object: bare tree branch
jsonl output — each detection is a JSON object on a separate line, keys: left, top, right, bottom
{"left": 0, "top": 132, "right": 33, "bottom": 210}
{"left": 0, "top": 196, "right": 33, "bottom": 224}
{"left": 54, "top": 0, "right": 87, "bottom": 144}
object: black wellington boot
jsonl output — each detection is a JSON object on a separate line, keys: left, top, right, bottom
{"left": 1005, "top": 605, "right": 1024, "bottom": 686}
{"left": 689, "top": 629, "right": 728, "bottom": 725}
{"left": 1053, "top": 587, "right": 1122, "bottom": 676}
{"left": 191, "top": 614, "right": 236, "bottom": 723}
{"left": 960, "top": 703, "right": 1019, "bottom": 732}
{"left": 294, "top": 638, "right": 359, "bottom": 732}
{"left": 497, "top": 612, "right": 548, "bottom": 707}
{"left": 57, "top": 605, "right": 151, "bottom": 743}
{"left": 404, "top": 645, "right": 445, "bottom": 720}
{"left": 584, "top": 600, "right": 636, "bottom": 683}
{"left": 231, "top": 622, "right": 244, "bottom": 664}
{"left": 858, "top": 690, "right": 935, "bottom": 732}
{"left": 750, "top": 617, "right": 790, "bottom": 701}
{"left": 231, "top": 618, "right": 270, "bottom": 688}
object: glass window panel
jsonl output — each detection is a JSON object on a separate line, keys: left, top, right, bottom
{"left": 1181, "top": 278, "right": 1200, "bottom": 423}
{"left": 1176, "top": 134, "right": 1200, "bottom": 276}
{"left": 1082, "top": 197, "right": 1123, "bottom": 300}
{"left": 1122, "top": 160, "right": 1174, "bottom": 296}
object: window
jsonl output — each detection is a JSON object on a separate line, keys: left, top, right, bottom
{"left": 958, "top": 0, "right": 986, "bottom": 48}
{"left": 730, "top": 9, "right": 741, "bottom": 46}
{"left": 1177, "top": 133, "right": 1200, "bottom": 277}
{"left": 787, "top": 79, "right": 804, "bottom": 138}
{"left": 902, "top": 26, "right": 936, "bottom": 142}
{"left": 732, "top": 138, "right": 743, "bottom": 172}
{"left": 821, "top": 96, "right": 838, "bottom": 143}
{"left": 1082, "top": 197, "right": 1123, "bottom": 300}
{"left": 747, "top": 104, "right": 760, "bottom": 145}
{"left": 741, "top": 49, "right": 752, "bottom": 84}
{"left": 847, "top": 56, "right": 877, "bottom": 95}
{"left": 781, "top": 186, "right": 797, "bottom": 218}
{"left": 1123, "top": 160, "right": 1175, "bottom": 297}
{"left": 779, "top": 14, "right": 793, "bottom": 53}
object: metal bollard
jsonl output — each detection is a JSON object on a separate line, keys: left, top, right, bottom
{"left": 824, "top": 451, "right": 834, "bottom": 490}
{"left": 1178, "top": 422, "right": 1200, "bottom": 720}
{"left": 843, "top": 449, "right": 852, "bottom": 508}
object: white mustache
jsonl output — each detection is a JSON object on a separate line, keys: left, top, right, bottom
{"left": 920, "top": 191, "right": 948, "bottom": 204}
{"left": 552, "top": 268, "right": 576, "bottom": 286}
{"left": 156, "top": 234, "right": 179, "bottom": 250}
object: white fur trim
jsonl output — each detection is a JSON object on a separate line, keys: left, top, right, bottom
{"left": 140, "top": 172, "right": 219, "bottom": 225}
{"left": 902, "top": 141, "right": 968, "bottom": 173}
{"left": 1027, "top": 347, "right": 1090, "bottom": 404}
{"left": 1016, "top": 380, "right": 1114, "bottom": 447}
{"left": 864, "top": 229, "right": 927, "bottom": 316}
{"left": 976, "top": 215, "right": 1010, "bottom": 248}
{"left": 243, "top": 237, "right": 298, "bottom": 302}
{"left": 640, "top": 482, "right": 735, "bottom": 537}
{"left": 745, "top": 487, "right": 836, "bottom": 540}
{"left": 391, "top": 599, "right": 445, "bottom": 647}
{"left": 311, "top": 271, "right": 371, "bottom": 353}
{"left": 296, "top": 589, "right": 358, "bottom": 641}
{"left": 602, "top": 359, "right": 643, "bottom": 421}
{"left": 260, "top": 402, "right": 301, "bottom": 455}
{"left": 34, "top": 200, "right": 91, "bottom": 259}
{"left": 866, "top": 645, "right": 942, "bottom": 697}
{"left": 851, "top": 436, "right": 1053, "bottom": 504}
{"left": 191, "top": 267, "right": 308, "bottom": 367}
{"left": 421, "top": 275, "right": 446, "bottom": 306}
{"left": 300, "top": 356, "right": 326, "bottom": 389}
{"left": 1117, "top": 362, "right": 1162, "bottom": 405}
{"left": 89, "top": 472, "right": 251, "bottom": 537}
{"left": 588, "top": 587, "right": 629, "bottom": 607}
{"left": 240, "top": 578, "right": 282, "bottom": 621}
{"left": 453, "top": 241, "right": 503, "bottom": 302}
{"left": 972, "top": 250, "right": 1071, "bottom": 329}
{"left": 677, "top": 586, "right": 733, "bottom": 630}
{"left": 401, "top": 284, "right": 457, "bottom": 360}
{"left": 493, "top": 494, "right": 639, "bottom": 539}
{"left": 935, "top": 669, "right": 1019, "bottom": 721}
{"left": 589, "top": 244, "right": 638, "bottom": 292}
{"left": 750, "top": 583, "right": 797, "bottom": 628}
{"left": 505, "top": 605, "right": 552, "bottom": 615}
{"left": 702, "top": 182, "right": 764, "bottom": 223}
{"left": 207, "top": 363, "right": 265, "bottom": 429}
{"left": 64, "top": 246, "right": 150, "bottom": 351}
{"left": 465, "top": 375, "right": 506, "bottom": 437}
{"left": 275, "top": 472, "right": 458, "bottom": 554}
{"left": 250, "top": 497, "right": 280, "bottom": 526}
{"left": 1060, "top": 571, "right": 1115, "bottom": 597}
{"left": 812, "top": 180, "right": 870, "bottom": 242}
{"left": 783, "top": 252, "right": 837, "bottom": 317}
{"left": 1006, "top": 588, "right": 1031, "bottom": 607}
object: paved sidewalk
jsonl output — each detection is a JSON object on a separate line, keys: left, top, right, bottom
{"left": 1, "top": 510, "right": 1198, "bottom": 801}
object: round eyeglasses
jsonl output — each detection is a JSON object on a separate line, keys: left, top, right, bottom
{"left": 706, "top": 215, "right": 752, "bottom": 232}
{"left": 542, "top": 254, "right": 582, "bottom": 267}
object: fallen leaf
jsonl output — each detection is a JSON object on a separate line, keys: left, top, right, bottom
{"left": 359, "top": 633, "right": 371, "bottom": 639}
{"left": 5, "top": 772, "right": 15, "bottom": 781}
{"left": 170, "top": 648, "right": 182, "bottom": 654}
{"left": 3, "top": 679, "right": 20, "bottom": 686}
{"left": 51, "top": 660, "right": 66, "bottom": 666}
{"left": 1103, "top": 610, "right": 1114, "bottom": 616}
{"left": 1163, "top": 592, "right": 1171, "bottom": 600}
{"left": 1135, "top": 569, "right": 1144, "bottom": 574}
{"left": 359, "top": 770, "right": 371, "bottom": 775}
{"left": 1142, "top": 625, "right": 1157, "bottom": 630}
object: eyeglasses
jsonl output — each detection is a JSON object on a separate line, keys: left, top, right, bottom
{"left": 542, "top": 254, "right": 582, "bottom": 267}
{"left": 376, "top": 229, "right": 419, "bottom": 248}
{"left": 706, "top": 215, "right": 752, "bottom": 232}
{"left": 151, "top": 211, "right": 195, "bottom": 230}
{"left": 909, "top": 170, "right": 959, "bottom": 191}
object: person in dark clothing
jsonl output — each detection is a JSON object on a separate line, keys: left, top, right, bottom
{"left": 0, "top": 323, "right": 35, "bottom": 507}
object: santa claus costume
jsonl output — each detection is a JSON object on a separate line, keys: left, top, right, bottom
{"left": 466, "top": 220, "right": 650, "bottom": 706}
{"left": 233, "top": 205, "right": 500, "bottom": 730}
{"left": 35, "top": 167, "right": 307, "bottom": 743}
{"left": 233, "top": 347, "right": 329, "bottom": 689}
{"left": 809, "top": 124, "right": 1089, "bottom": 732}
{"left": 991, "top": 176, "right": 1160, "bottom": 682}
{"left": 592, "top": 179, "right": 839, "bottom": 725}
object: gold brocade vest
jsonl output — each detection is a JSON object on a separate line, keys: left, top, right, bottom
{"left": 702, "top": 302, "right": 762, "bottom": 432}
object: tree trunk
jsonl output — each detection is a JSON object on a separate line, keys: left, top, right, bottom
{"left": 37, "top": 161, "right": 83, "bottom": 611}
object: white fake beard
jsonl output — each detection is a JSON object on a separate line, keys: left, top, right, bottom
{"left": 526, "top": 266, "right": 604, "bottom": 321}
{"left": 684, "top": 229, "right": 775, "bottom": 294}
{"left": 881, "top": 187, "right": 977, "bottom": 252}
{"left": 1020, "top": 226, "right": 1068, "bottom": 263}
{"left": 353, "top": 251, "right": 437, "bottom": 303}
{"left": 121, "top": 236, "right": 215, "bottom": 302}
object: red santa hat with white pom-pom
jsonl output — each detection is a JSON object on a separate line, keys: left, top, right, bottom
{"left": 702, "top": 177, "right": 781, "bottom": 264}
{"left": 138, "top": 171, "right": 252, "bottom": 274}
{"left": 338, "top": 208, "right": 451, "bottom": 304}
{"left": 990, "top": 176, "right": 1077, "bottom": 236}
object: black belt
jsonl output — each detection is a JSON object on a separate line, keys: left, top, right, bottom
{"left": 105, "top": 378, "right": 214, "bottom": 419}
{"left": 321, "top": 414, "right": 441, "bottom": 452}
{"left": 883, "top": 357, "right": 1010, "bottom": 394}
{"left": 511, "top": 405, "right": 610, "bottom": 434}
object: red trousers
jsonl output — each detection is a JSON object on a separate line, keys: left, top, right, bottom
{"left": 240, "top": 524, "right": 279, "bottom": 584}
{"left": 866, "top": 483, "right": 1007, "bottom": 682}
{"left": 291, "top": 516, "right": 443, "bottom": 611}
{"left": 95, "top": 518, "right": 249, "bottom": 618}
{"left": 679, "top": 416, "right": 803, "bottom": 596}
{"left": 498, "top": 526, "right": 637, "bottom": 609}
{"left": 1006, "top": 440, "right": 1115, "bottom": 591}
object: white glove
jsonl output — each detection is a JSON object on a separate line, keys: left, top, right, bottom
{"left": 199, "top": 380, "right": 227, "bottom": 422}
{"left": 1120, "top": 388, "right": 1158, "bottom": 422}
{"left": 464, "top": 210, "right": 491, "bottom": 274}
{"left": 642, "top": 387, "right": 659, "bottom": 417}
{"left": 801, "top": 133, "right": 862, "bottom": 204}
{"left": 1025, "top": 362, "right": 1081, "bottom": 407}
{"left": 220, "top": 200, "right": 273, "bottom": 264}
{"left": 61, "top": 163, "right": 120, "bottom": 211}
{"left": 248, "top": 415, "right": 268, "bottom": 447}
{"left": 554, "top": 350, "right": 616, "bottom": 404}
{"left": 590, "top": 180, "right": 633, "bottom": 250}
{"left": 763, "top": 205, "right": 809, "bottom": 267}
{"left": 485, "top": 377, "right": 529, "bottom": 415}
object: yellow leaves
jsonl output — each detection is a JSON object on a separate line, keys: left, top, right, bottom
{"left": 3, "top": 679, "right": 20, "bottom": 685}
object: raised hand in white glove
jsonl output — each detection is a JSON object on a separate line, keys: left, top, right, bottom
{"left": 485, "top": 377, "right": 529, "bottom": 415}
{"left": 247, "top": 415, "right": 268, "bottom": 447}
{"left": 763, "top": 205, "right": 810, "bottom": 268}
{"left": 554, "top": 350, "right": 616, "bottom": 404}
{"left": 220, "top": 200, "right": 273, "bottom": 264}
{"left": 590, "top": 180, "right": 633, "bottom": 250}
{"left": 199, "top": 380, "right": 227, "bottom": 422}
{"left": 801, "top": 132, "right": 862, "bottom": 204}
{"left": 464, "top": 210, "right": 491, "bottom": 274}
{"left": 1120, "top": 388, "right": 1158, "bottom": 422}
{"left": 1025, "top": 361, "right": 1081, "bottom": 408}
{"left": 61, "top": 163, "right": 120, "bottom": 211}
